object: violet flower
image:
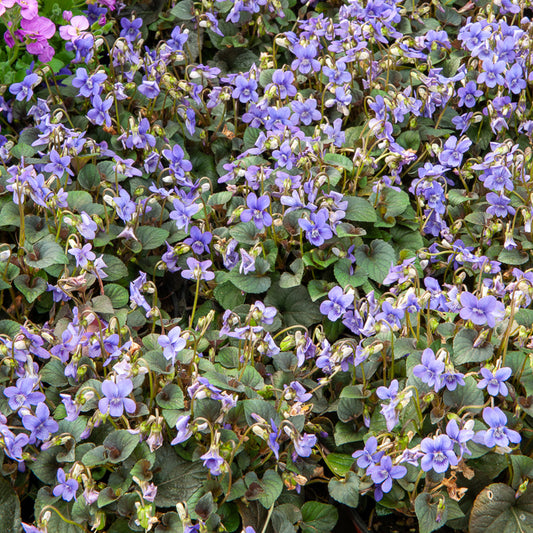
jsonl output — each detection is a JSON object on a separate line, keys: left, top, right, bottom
{"left": 477, "top": 366, "right": 512, "bottom": 396}
{"left": 98, "top": 379, "right": 136, "bottom": 417}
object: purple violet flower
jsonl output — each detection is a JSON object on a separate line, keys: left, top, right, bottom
{"left": 459, "top": 292, "right": 505, "bottom": 328}
{"left": 475, "top": 407, "right": 521, "bottom": 448}
{"left": 477, "top": 366, "right": 512, "bottom": 396}
{"left": 420, "top": 434, "right": 458, "bottom": 473}
{"left": 319, "top": 286, "right": 354, "bottom": 321}
{"left": 367, "top": 456, "right": 407, "bottom": 501}
{"left": 98, "top": 379, "right": 136, "bottom": 417}
{"left": 413, "top": 348, "right": 445, "bottom": 392}
{"left": 352, "top": 436, "right": 384, "bottom": 469}
{"left": 53, "top": 468, "right": 78, "bottom": 501}
{"left": 240, "top": 193, "right": 272, "bottom": 230}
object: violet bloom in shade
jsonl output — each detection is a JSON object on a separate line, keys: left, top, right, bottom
{"left": 169, "top": 198, "right": 200, "bottom": 233}
{"left": 477, "top": 60, "right": 506, "bottom": 88}
{"left": 291, "top": 431, "right": 317, "bottom": 458}
{"left": 181, "top": 257, "right": 215, "bottom": 281}
{"left": 375, "top": 301, "right": 405, "bottom": 329}
{"left": 457, "top": 81, "right": 483, "bottom": 108}
{"left": 232, "top": 75, "right": 258, "bottom": 104}
{"left": 98, "top": 378, "right": 136, "bottom": 417}
{"left": 476, "top": 407, "right": 521, "bottom": 448}
{"left": 250, "top": 301, "right": 277, "bottom": 325}
{"left": 69, "top": 243, "right": 96, "bottom": 269}
{"left": 71, "top": 68, "right": 107, "bottom": 98}
{"left": 158, "top": 326, "right": 186, "bottom": 363}
{"left": 299, "top": 208, "right": 333, "bottom": 246}
{"left": 22, "top": 402, "right": 59, "bottom": 442}
{"left": 320, "top": 286, "right": 354, "bottom": 322}
{"left": 44, "top": 149, "right": 74, "bottom": 179}
{"left": 200, "top": 445, "right": 225, "bottom": 475}
{"left": 291, "top": 44, "right": 321, "bottom": 75}
{"left": 439, "top": 135, "right": 472, "bottom": 168}
{"left": 283, "top": 381, "right": 312, "bottom": 403}
{"left": 459, "top": 292, "right": 505, "bottom": 328}
{"left": 53, "top": 468, "right": 78, "bottom": 502}
{"left": 413, "top": 348, "right": 445, "bottom": 392}
{"left": 352, "top": 436, "right": 384, "bottom": 469}
{"left": 367, "top": 456, "right": 407, "bottom": 501}
{"left": 9, "top": 73, "right": 40, "bottom": 102}
{"left": 477, "top": 366, "right": 512, "bottom": 396}
{"left": 120, "top": 17, "right": 142, "bottom": 42}
{"left": 170, "top": 415, "right": 193, "bottom": 445}
{"left": 440, "top": 369, "right": 465, "bottom": 391}
{"left": 240, "top": 193, "right": 272, "bottom": 230}
{"left": 184, "top": 226, "right": 212, "bottom": 255}
{"left": 420, "top": 434, "right": 458, "bottom": 474}
{"left": 266, "top": 69, "right": 297, "bottom": 99}
{"left": 4, "top": 377, "right": 45, "bottom": 410}
{"left": 87, "top": 94, "right": 113, "bottom": 128}
{"left": 486, "top": 193, "right": 515, "bottom": 218}
{"left": 78, "top": 212, "right": 98, "bottom": 240}
{"left": 446, "top": 418, "right": 475, "bottom": 458}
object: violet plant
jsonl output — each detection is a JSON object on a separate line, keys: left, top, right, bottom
{"left": 0, "top": 0, "right": 533, "bottom": 532}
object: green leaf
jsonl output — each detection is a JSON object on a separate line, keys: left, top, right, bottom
{"left": 91, "top": 295, "right": 115, "bottom": 314}
{"left": 67, "top": 190, "right": 93, "bottom": 212}
{"left": 258, "top": 470, "right": 283, "bottom": 509}
{"left": 396, "top": 130, "right": 421, "bottom": 151}
{"left": 334, "top": 421, "right": 361, "bottom": 446}
{"left": 380, "top": 188, "right": 411, "bottom": 218}
{"left": 510, "top": 455, "right": 533, "bottom": 489}
{"left": 227, "top": 270, "right": 271, "bottom": 294}
{"left": 101, "top": 254, "right": 129, "bottom": 282}
{"left": 154, "top": 445, "right": 206, "bottom": 507}
{"left": 170, "top": 0, "right": 195, "bottom": 19}
{"left": 265, "top": 284, "right": 322, "bottom": 327}
{"left": 353, "top": 240, "right": 396, "bottom": 284}
{"left": 344, "top": 197, "right": 377, "bottom": 223}
{"left": 328, "top": 471, "right": 360, "bottom": 508}
{"left": 279, "top": 258, "right": 304, "bottom": 288}
{"left": 334, "top": 258, "right": 368, "bottom": 288}
{"left": 229, "top": 222, "right": 259, "bottom": 245}
{"left": 324, "top": 153, "right": 354, "bottom": 173}
{"left": 415, "top": 493, "right": 447, "bottom": 533}
{"left": 104, "top": 283, "right": 129, "bottom": 308}
{"left": 307, "top": 280, "right": 332, "bottom": 302}
{"left": 103, "top": 430, "right": 140, "bottom": 464}
{"left": 207, "top": 191, "right": 233, "bottom": 206}
{"left": 0, "top": 203, "right": 20, "bottom": 227}
{"left": 469, "top": 483, "right": 533, "bottom": 533}
{"left": 78, "top": 164, "right": 101, "bottom": 189}
{"left": 243, "top": 399, "right": 278, "bottom": 426}
{"left": 443, "top": 376, "right": 484, "bottom": 414}
{"left": 25, "top": 239, "right": 68, "bottom": 269}
{"left": 324, "top": 453, "right": 356, "bottom": 477}
{"left": 213, "top": 280, "right": 246, "bottom": 309}
{"left": 301, "top": 502, "right": 338, "bottom": 533}
{"left": 31, "top": 447, "right": 61, "bottom": 483}
{"left": 11, "top": 143, "right": 37, "bottom": 158}
{"left": 0, "top": 320, "right": 22, "bottom": 337}
{"left": 452, "top": 329, "right": 493, "bottom": 365}
{"left": 137, "top": 226, "right": 170, "bottom": 250}
{"left": 156, "top": 384, "right": 185, "bottom": 409}
{"left": 14, "top": 274, "right": 47, "bottom": 303}
{"left": 498, "top": 248, "right": 529, "bottom": 266}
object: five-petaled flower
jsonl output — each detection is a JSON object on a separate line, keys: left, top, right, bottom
{"left": 98, "top": 378, "right": 136, "bottom": 417}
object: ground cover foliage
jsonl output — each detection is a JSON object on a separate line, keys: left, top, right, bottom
{"left": 2, "top": 0, "right": 533, "bottom": 531}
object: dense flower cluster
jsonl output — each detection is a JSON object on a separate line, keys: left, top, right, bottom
{"left": 1, "top": 0, "right": 533, "bottom": 531}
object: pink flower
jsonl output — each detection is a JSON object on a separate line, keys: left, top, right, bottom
{"left": 97, "top": 0, "right": 116, "bottom": 10}
{"left": 16, "top": 0, "right": 38, "bottom": 19}
{"left": 59, "top": 15, "right": 89, "bottom": 41}
{"left": 26, "top": 39, "right": 54, "bottom": 62}
{"left": 20, "top": 16, "right": 56, "bottom": 40}
{"left": 0, "top": 0, "right": 16, "bottom": 17}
